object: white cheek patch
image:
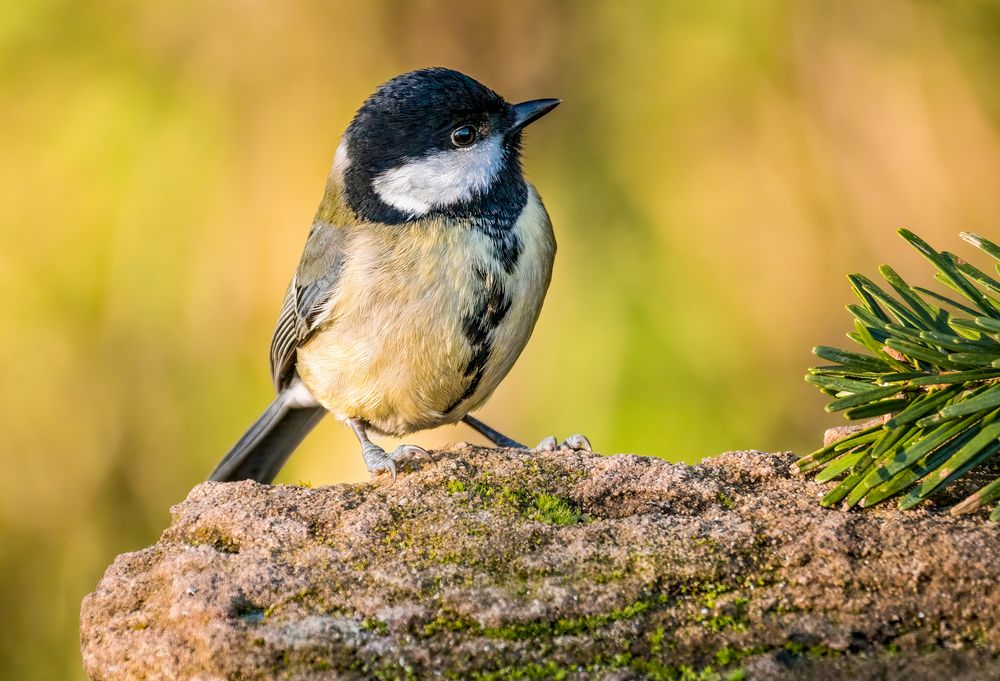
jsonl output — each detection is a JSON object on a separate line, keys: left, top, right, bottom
{"left": 371, "top": 136, "right": 505, "bottom": 216}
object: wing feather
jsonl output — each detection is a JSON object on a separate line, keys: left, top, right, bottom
{"left": 268, "top": 222, "right": 347, "bottom": 389}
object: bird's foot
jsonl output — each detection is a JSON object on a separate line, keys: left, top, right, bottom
{"left": 362, "top": 442, "right": 427, "bottom": 482}
{"left": 534, "top": 434, "right": 592, "bottom": 452}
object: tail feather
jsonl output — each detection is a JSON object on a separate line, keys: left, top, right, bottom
{"left": 209, "top": 391, "right": 326, "bottom": 484}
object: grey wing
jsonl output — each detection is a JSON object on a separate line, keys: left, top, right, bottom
{"left": 268, "top": 222, "right": 347, "bottom": 390}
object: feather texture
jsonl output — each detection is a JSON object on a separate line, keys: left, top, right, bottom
{"left": 296, "top": 186, "right": 554, "bottom": 436}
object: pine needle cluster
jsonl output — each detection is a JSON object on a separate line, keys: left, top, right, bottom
{"left": 795, "top": 230, "right": 1000, "bottom": 520}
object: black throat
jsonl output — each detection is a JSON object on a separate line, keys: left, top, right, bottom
{"left": 341, "top": 148, "right": 528, "bottom": 273}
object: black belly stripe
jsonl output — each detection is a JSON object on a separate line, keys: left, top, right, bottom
{"left": 444, "top": 264, "right": 512, "bottom": 413}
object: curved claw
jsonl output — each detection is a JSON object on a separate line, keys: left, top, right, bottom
{"left": 363, "top": 443, "right": 427, "bottom": 482}
{"left": 362, "top": 442, "right": 396, "bottom": 481}
{"left": 392, "top": 444, "right": 429, "bottom": 460}
{"left": 371, "top": 459, "right": 397, "bottom": 482}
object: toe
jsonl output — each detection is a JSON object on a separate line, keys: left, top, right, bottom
{"left": 535, "top": 436, "right": 558, "bottom": 452}
{"left": 362, "top": 444, "right": 385, "bottom": 470}
{"left": 560, "top": 434, "right": 592, "bottom": 452}
{"left": 533, "top": 434, "right": 592, "bottom": 452}
{"left": 369, "top": 458, "right": 396, "bottom": 482}
{"left": 391, "top": 444, "right": 428, "bottom": 461}
{"left": 361, "top": 443, "right": 399, "bottom": 482}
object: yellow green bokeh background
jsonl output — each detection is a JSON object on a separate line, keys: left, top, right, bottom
{"left": 3, "top": 1, "right": 1000, "bottom": 677}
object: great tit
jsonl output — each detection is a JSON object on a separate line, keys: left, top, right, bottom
{"left": 209, "top": 67, "right": 589, "bottom": 484}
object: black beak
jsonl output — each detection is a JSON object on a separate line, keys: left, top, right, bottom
{"left": 510, "top": 98, "right": 561, "bottom": 132}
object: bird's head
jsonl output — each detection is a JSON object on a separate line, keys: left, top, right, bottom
{"left": 334, "top": 68, "right": 559, "bottom": 224}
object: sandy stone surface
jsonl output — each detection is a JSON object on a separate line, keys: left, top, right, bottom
{"left": 80, "top": 446, "right": 1000, "bottom": 680}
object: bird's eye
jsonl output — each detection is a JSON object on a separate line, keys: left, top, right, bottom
{"left": 451, "top": 125, "right": 477, "bottom": 147}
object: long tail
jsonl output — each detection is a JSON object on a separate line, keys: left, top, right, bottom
{"left": 209, "top": 389, "right": 326, "bottom": 484}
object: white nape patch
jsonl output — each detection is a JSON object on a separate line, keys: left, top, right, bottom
{"left": 371, "top": 136, "right": 505, "bottom": 216}
{"left": 285, "top": 379, "right": 321, "bottom": 408}
{"left": 332, "top": 139, "right": 351, "bottom": 183}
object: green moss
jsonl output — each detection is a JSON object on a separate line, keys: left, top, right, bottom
{"left": 692, "top": 582, "right": 731, "bottom": 609}
{"left": 498, "top": 486, "right": 527, "bottom": 506}
{"left": 531, "top": 493, "right": 582, "bottom": 526}
{"left": 466, "top": 657, "right": 745, "bottom": 681}
{"left": 421, "top": 611, "right": 476, "bottom": 637}
{"left": 627, "top": 657, "right": 682, "bottom": 680}
{"left": 650, "top": 625, "right": 665, "bottom": 655}
{"left": 783, "top": 641, "right": 805, "bottom": 655}
{"left": 807, "top": 644, "right": 843, "bottom": 659}
{"left": 422, "top": 598, "right": 658, "bottom": 640}
{"left": 185, "top": 527, "right": 240, "bottom": 554}
{"left": 768, "top": 602, "right": 797, "bottom": 615}
{"left": 318, "top": 622, "right": 792, "bottom": 681}
{"left": 740, "top": 575, "right": 768, "bottom": 589}
{"left": 468, "top": 661, "right": 569, "bottom": 680}
{"left": 379, "top": 523, "right": 419, "bottom": 550}
{"left": 258, "top": 587, "right": 327, "bottom": 621}
{"left": 361, "top": 618, "right": 389, "bottom": 635}
{"left": 693, "top": 537, "right": 719, "bottom": 549}
{"left": 701, "top": 615, "right": 748, "bottom": 632}
{"left": 714, "top": 647, "right": 736, "bottom": 666}
{"left": 272, "top": 651, "right": 291, "bottom": 672}
{"left": 594, "top": 568, "right": 627, "bottom": 584}
{"left": 456, "top": 473, "right": 582, "bottom": 526}
{"left": 677, "top": 587, "right": 750, "bottom": 632}
{"left": 717, "top": 491, "right": 735, "bottom": 510}
{"left": 777, "top": 640, "right": 846, "bottom": 663}
{"left": 502, "top": 598, "right": 654, "bottom": 638}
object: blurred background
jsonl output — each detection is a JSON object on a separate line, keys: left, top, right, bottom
{"left": 3, "top": 0, "right": 1000, "bottom": 677}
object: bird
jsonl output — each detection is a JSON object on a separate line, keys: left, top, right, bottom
{"left": 209, "top": 67, "right": 590, "bottom": 484}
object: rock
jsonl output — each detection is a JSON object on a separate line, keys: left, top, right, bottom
{"left": 80, "top": 446, "right": 1000, "bottom": 680}
{"left": 822, "top": 416, "right": 890, "bottom": 447}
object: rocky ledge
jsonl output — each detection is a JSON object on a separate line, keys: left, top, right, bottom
{"left": 80, "top": 446, "right": 1000, "bottom": 680}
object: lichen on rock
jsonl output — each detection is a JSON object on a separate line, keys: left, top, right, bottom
{"left": 80, "top": 446, "right": 1000, "bottom": 680}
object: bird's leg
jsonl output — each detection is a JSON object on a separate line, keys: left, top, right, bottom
{"left": 462, "top": 414, "right": 592, "bottom": 452}
{"left": 345, "top": 418, "right": 427, "bottom": 481}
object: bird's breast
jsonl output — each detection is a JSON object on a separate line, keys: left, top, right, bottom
{"left": 296, "top": 187, "right": 555, "bottom": 436}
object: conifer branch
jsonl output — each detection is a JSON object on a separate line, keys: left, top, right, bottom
{"left": 795, "top": 230, "right": 1000, "bottom": 520}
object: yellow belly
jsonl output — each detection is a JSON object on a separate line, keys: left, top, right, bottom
{"left": 295, "top": 188, "right": 555, "bottom": 436}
